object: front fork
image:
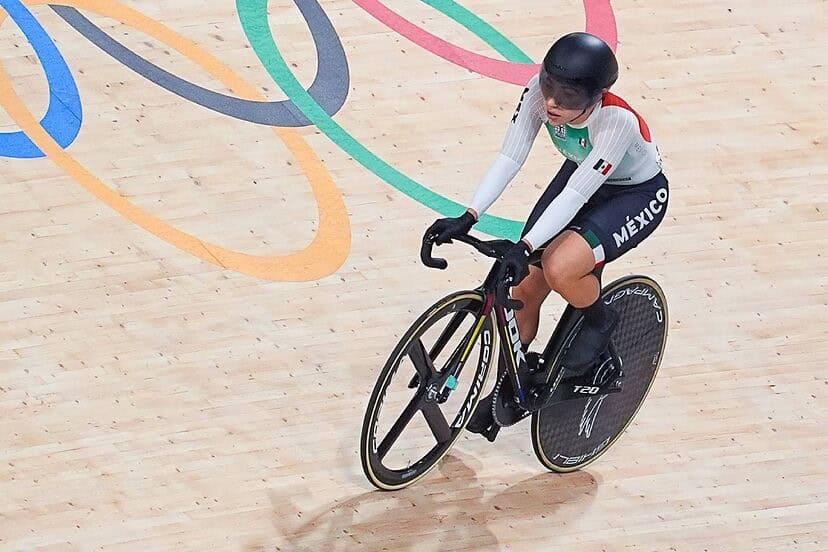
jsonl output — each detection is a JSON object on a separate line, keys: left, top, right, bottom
{"left": 414, "top": 292, "right": 493, "bottom": 401}
{"left": 430, "top": 308, "right": 491, "bottom": 402}
{"left": 416, "top": 291, "right": 537, "bottom": 407}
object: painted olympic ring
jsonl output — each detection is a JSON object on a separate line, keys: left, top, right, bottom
{"left": 0, "top": 0, "right": 350, "bottom": 281}
{"left": 0, "top": 0, "right": 81, "bottom": 158}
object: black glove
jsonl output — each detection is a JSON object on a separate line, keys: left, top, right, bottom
{"left": 425, "top": 211, "right": 476, "bottom": 245}
{"left": 496, "top": 240, "right": 532, "bottom": 289}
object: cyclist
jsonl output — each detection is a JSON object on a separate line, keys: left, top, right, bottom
{"left": 424, "top": 32, "right": 669, "bottom": 434}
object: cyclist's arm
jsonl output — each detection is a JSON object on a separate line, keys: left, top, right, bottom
{"left": 521, "top": 108, "right": 637, "bottom": 250}
{"left": 467, "top": 75, "right": 544, "bottom": 219}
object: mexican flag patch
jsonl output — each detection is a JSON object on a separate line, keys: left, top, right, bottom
{"left": 593, "top": 159, "right": 613, "bottom": 175}
{"left": 584, "top": 230, "right": 606, "bottom": 268}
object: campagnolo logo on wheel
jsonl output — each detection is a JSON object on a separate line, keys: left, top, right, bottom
{"left": 612, "top": 187, "right": 668, "bottom": 248}
{"left": 604, "top": 284, "right": 665, "bottom": 323}
{"left": 553, "top": 435, "right": 612, "bottom": 466}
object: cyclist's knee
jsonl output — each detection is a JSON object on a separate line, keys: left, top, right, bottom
{"left": 513, "top": 267, "right": 547, "bottom": 306}
{"left": 541, "top": 233, "right": 595, "bottom": 292}
{"left": 511, "top": 282, "right": 534, "bottom": 305}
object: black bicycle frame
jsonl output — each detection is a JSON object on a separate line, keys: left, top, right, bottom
{"left": 420, "top": 232, "right": 623, "bottom": 416}
{"left": 477, "top": 262, "right": 534, "bottom": 407}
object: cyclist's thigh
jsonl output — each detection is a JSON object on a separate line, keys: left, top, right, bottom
{"left": 569, "top": 173, "right": 669, "bottom": 267}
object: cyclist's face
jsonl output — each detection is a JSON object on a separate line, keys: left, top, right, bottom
{"left": 539, "top": 68, "right": 592, "bottom": 124}
{"left": 542, "top": 94, "right": 586, "bottom": 125}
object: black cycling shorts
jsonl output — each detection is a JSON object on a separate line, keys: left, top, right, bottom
{"left": 521, "top": 160, "right": 669, "bottom": 271}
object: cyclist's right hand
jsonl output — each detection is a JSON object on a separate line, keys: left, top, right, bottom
{"left": 424, "top": 210, "right": 476, "bottom": 245}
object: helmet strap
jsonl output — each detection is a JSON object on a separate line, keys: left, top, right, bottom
{"left": 565, "top": 91, "right": 604, "bottom": 124}
{"left": 564, "top": 105, "right": 590, "bottom": 125}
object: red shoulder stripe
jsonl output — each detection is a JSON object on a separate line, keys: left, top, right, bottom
{"left": 602, "top": 92, "right": 652, "bottom": 143}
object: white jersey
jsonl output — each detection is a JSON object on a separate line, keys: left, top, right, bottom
{"left": 469, "top": 74, "right": 663, "bottom": 249}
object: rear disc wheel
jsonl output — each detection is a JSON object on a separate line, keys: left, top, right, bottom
{"left": 531, "top": 276, "right": 668, "bottom": 472}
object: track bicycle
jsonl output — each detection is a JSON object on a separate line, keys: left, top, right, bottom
{"left": 360, "top": 233, "right": 668, "bottom": 490}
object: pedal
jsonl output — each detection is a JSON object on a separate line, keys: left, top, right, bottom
{"left": 548, "top": 346, "right": 625, "bottom": 402}
{"left": 604, "top": 365, "right": 625, "bottom": 394}
{"left": 482, "top": 424, "right": 501, "bottom": 443}
{"left": 606, "top": 344, "right": 625, "bottom": 384}
{"left": 596, "top": 343, "right": 624, "bottom": 393}
{"left": 605, "top": 378, "right": 624, "bottom": 394}
{"left": 526, "top": 351, "right": 545, "bottom": 375}
{"left": 525, "top": 382, "right": 554, "bottom": 412}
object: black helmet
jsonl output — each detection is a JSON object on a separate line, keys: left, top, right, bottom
{"left": 540, "top": 32, "right": 618, "bottom": 110}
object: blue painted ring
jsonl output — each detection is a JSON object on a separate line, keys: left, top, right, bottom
{"left": 0, "top": 0, "right": 82, "bottom": 159}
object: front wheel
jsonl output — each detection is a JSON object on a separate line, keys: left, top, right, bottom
{"left": 531, "top": 276, "right": 669, "bottom": 472}
{"left": 360, "top": 290, "right": 496, "bottom": 490}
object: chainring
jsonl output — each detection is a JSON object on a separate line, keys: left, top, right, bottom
{"left": 491, "top": 368, "right": 531, "bottom": 427}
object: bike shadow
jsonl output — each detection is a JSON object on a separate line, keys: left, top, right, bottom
{"left": 257, "top": 452, "right": 599, "bottom": 551}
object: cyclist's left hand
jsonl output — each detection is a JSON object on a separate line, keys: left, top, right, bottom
{"left": 496, "top": 240, "right": 532, "bottom": 289}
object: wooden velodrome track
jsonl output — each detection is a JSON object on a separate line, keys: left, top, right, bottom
{"left": 1, "top": 0, "right": 825, "bottom": 549}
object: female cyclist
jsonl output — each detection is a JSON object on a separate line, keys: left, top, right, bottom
{"left": 424, "top": 32, "right": 669, "bottom": 434}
